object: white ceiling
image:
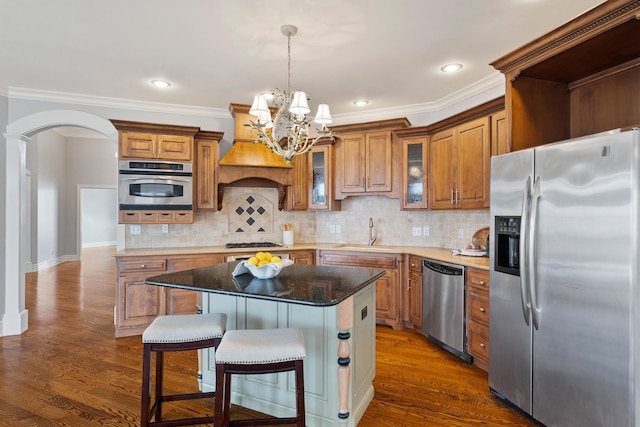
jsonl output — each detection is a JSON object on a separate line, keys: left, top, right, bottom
{"left": 0, "top": 0, "right": 603, "bottom": 119}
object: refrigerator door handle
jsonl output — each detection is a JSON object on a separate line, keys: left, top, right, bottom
{"left": 519, "top": 176, "right": 532, "bottom": 325}
{"left": 529, "top": 176, "right": 541, "bottom": 330}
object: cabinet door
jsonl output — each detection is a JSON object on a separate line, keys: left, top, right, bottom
{"left": 375, "top": 270, "right": 398, "bottom": 324}
{"left": 401, "top": 136, "right": 428, "bottom": 209}
{"left": 166, "top": 254, "right": 225, "bottom": 315}
{"left": 116, "top": 276, "right": 166, "bottom": 328}
{"left": 457, "top": 117, "right": 490, "bottom": 209}
{"left": 407, "top": 272, "right": 422, "bottom": 328}
{"left": 366, "top": 131, "right": 392, "bottom": 192}
{"left": 308, "top": 145, "right": 340, "bottom": 211}
{"left": 287, "top": 153, "right": 309, "bottom": 210}
{"left": 338, "top": 133, "right": 366, "bottom": 193}
{"left": 429, "top": 128, "right": 456, "bottom": 209}
{"left": 289, "top": 250, "right": 315, "bottom": 265}
{"left": 156, "top": 135, "right": 192, "bottom": 161}
{"left": 491, "top": 110, "right": 509, "bottom": 156}
{"left": 120, "top": 132, "right": 156, "bottom": 159}
{"left": 196, "top": 139, "right": 218, "bottom": 210}
{"left": 166, "top": 289, "right": 199, "bottom": 315}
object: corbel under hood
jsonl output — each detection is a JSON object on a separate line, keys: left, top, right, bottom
{"left": 216, "top": 103, "right": 293, "bottom": 211}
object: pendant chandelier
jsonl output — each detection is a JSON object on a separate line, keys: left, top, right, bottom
{"left": 248, "top": 24, "right": 333, "bottom": 163}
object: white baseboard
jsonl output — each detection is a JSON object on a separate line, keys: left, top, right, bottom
{"left": 34, "top": 255, "right": 79, "bottom": 271}
{"left": 2, "top": 309, "right": 28, "bottom": 336}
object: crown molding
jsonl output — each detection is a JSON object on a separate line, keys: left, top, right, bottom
{"left": 7, "top": 87, "right": 231, "bottom": 119}
{"left": 0, "top": 87, "right": 8, "bottom": 97}
{"left": 331, "top": 72, "right": 505, "bottom": 124}
{"left": 6, "top": 72, "right": 505, "bottom": 125}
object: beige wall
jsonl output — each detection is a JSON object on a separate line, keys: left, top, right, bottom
{"left": 125, "top": 187, "right": 489, "bottom": 250}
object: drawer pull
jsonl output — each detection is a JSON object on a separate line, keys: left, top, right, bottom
{"left": 140, "top": 264, "right": 146, "bottom": 268}
{"left": 411, "top": 263, "right": 416, "bottom": 268}
{"left": 480, "top": 343, "right": 485, "bottom": 348}
{"left": 479, "top": 307, "right": 485, "bottom": 312}
{"left": 479, "top": 280, "right": 486, "bottom": 286}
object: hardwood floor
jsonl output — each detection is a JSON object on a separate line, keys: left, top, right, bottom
{"left": 0, "top": 246, "right": 540, "bottom": 426}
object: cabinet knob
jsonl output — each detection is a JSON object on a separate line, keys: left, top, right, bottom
{"left": 411, "top": 263, "right": 416, "bottom": 268}
{"left": 140, "top": 264, "right": 146, "bottom": 268}
{"left": 479, "top": 307, "right": 485, "bottom": 312}
{"left": 480, "top": 343, "right": 485, "bottom": 348}
{"left": 480, "top": 280, "right": 486, "bottom": 286}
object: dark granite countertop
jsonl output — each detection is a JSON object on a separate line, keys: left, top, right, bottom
{"left": 145, "top": 261, "right": 385, "bottom": 307}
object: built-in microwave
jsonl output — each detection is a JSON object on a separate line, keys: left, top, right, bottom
{"left": 118, "top": 160, "right": 193, "bottom": 210}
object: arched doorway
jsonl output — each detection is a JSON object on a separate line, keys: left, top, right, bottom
{"left": 3, "top": 110, "right": 118, "bottom": 336}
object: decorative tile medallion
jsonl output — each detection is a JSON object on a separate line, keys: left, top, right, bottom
{"left": 228, "top": 193, "right": 273, "bottom": 233}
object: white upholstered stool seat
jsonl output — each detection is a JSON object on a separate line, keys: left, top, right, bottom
{"left": 214, "top": 328, "right": 306, "bottom": 427}
{"left": 141, "top": 313, "right": 227, "bottom": 427}
{"left": 143, "top": 312, "right": 227, "bottom": 344}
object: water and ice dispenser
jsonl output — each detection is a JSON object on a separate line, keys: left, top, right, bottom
{"left": 495, "top": 216, "right": 521, "bottom": 276}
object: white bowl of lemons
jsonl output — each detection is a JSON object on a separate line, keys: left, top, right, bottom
{"left": 242, "top": 252, "right": 294, "bottom": 279}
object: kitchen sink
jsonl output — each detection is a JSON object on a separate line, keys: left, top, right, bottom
{"left": 332, "top": 244, "right": 398, "bottom": 252}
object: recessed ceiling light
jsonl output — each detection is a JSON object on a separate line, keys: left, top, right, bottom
{"left": 353, "top": 99, "right": 369, "bottom": 107}
{"left": 441, "top": 63, "right": 463, "bottom": 73}
{"left": 150, "top": 79, "right": 171, "bottom": 88}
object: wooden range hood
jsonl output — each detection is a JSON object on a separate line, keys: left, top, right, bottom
{"left": 217, "top": 103, "right": 293, "bottom": 211}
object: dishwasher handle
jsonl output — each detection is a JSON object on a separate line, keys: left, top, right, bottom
{"left": 423, "top": 260, "right": 463, "bottom": 276}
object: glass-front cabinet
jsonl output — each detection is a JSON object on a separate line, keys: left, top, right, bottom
{"left": 308, "top": 143, "right": 341, "bottom": 211}
{"left": 401, "top": 136, "right": 428, "bottom": 210}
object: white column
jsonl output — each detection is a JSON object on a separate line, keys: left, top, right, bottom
{"left": 3, "top": 132, "right": 29, "bottom": 335}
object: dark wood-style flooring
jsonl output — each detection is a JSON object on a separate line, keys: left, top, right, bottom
{"left": 0, "top": 246, "right": 541, "bottom": 426}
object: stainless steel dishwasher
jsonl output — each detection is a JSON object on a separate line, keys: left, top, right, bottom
{"left": 422, "top": 260, "right": 472, "bottom": 362}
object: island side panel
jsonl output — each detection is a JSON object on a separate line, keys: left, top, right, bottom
{"left": 200, "top": 283, "right": 376, "bottom": 427}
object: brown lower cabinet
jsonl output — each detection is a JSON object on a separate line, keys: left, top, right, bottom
{"left": 317, "top": 250, "right": 403, "bottom": 330}
{"left": 115, "top": 254, "right": 224, "bottom": 337}
{"left": 466, "top": 267, "right": 490, "bottom": 371}
{"left": 404, "top": 255, "right": 423, "bottom": 329}
{"left": 115, "top": 250, "right": 316, "bottom": 337}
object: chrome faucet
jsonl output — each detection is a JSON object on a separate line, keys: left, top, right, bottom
{"left": 368, "top": 217, "right": 377, "bottom": 246}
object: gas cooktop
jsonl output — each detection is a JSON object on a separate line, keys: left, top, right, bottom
{"left": 224, "top": 242, "right": 282, "bottom": 249}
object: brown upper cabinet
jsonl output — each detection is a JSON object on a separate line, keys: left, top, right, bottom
{"left": 195, "top": 130, "right": 224, "bottom": 211}
{"left": 111, "top": 120, "right": 200, "bottom": 162}
{"left": 399, "top": 135, "right": 429, "bottom": 210}
{"left": 430, "top": 116, "right": 490, "bottom": 210}
{"left": 308, "top": 141, "right": 341, "bottom": 211}
{"left": 286, "top": 152, "right": 309, "bottom": 211}
{"left": 491, "top": 0, "right": 640, "bottom": 152}
{"left": 490, "top": 110, "right": 509, "bottom": 156}
{"left": 332, "top": 118, "right": 411, "bottom": 200}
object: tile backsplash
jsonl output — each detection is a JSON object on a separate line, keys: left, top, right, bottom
{"left": 125, "top": 188, "right": 489, "bottom": 250}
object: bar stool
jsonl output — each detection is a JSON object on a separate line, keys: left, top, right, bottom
{"left": 214, "top": 328, "right": 306, "bottom": 427}
{"left": 141, "top": 312, "right": 227, "bottom": 427}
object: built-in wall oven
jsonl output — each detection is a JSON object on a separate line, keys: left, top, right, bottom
{"left": 118, "top": 160, "right": 193, "bottom": 210}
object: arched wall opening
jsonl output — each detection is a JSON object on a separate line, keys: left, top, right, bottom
{"left": 3, "top": 110, "right": 118, "bottom": 336}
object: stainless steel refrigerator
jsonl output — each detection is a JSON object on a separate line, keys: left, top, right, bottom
{"left": 489, "top": 129, "right": 639, "bottom": 427}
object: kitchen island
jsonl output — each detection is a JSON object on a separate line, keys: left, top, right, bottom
{"left": 145, "top": 261, "right": 385, "bottom": 427}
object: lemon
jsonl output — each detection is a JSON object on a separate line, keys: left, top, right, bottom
{"left": 247, "top": 256, "right": 259, "bottom": 266}
{"left": 256, "top": 251, "right": 272, "bottom": 261}
{"left": 270, "top": 256, "right": 282, "bottom": 263}
{"left": 257, "top": 259, "right": 270, "bottom": 267}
